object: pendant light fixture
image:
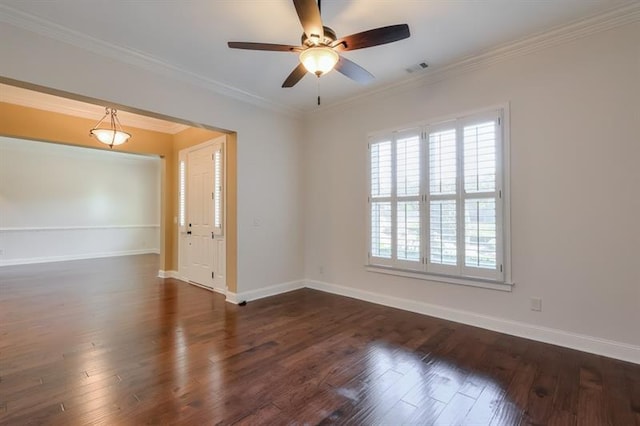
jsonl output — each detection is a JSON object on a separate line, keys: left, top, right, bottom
{"left": 89, "top": 107, "right": 131, "bottom": 148}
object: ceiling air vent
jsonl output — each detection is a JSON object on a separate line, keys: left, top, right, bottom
{"left": 406, "top": 61, "right": 429, "bottom": 74}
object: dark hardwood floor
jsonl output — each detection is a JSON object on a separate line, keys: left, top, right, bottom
{"left": 1, "top": 255, "right": 639, "bottom": 425}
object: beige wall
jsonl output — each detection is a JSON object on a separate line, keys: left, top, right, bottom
{"left": 0, "top": 102, "right": 237, "bottom": 292}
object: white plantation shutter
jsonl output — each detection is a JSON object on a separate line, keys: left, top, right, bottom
{"left": 464, "top": 198, "right": 496, "bottom": 269}
{"left": 371, "top": 141, "right": 392, "bottom": 197}
{"left": 461, "top": 116, "right": 501, "bottom": 279}
{"left": 464, "top": 121, "right": 496, "bottom": 193}
{"left": 371, "top": 202, "right": 392, "bottom": 258}
{"left": 396, "top": 135, "right": 420, "bottom": 197}
{"left": 429, "top": 129, "right": 457, "bottom": 195}
{"left": 370, "top": 141, "right": 393, "bottom": 261}
{"left": 429, "top": 199, "right": 457, "bottom": 266}
{"left": 368, "top": 107, "right": 506, "bottom": 284}
{"left": 397, "top": 201, "right": 420, "bottom": 261}
{"left": 427, "top": 128, "right": 458, "bottom": 274}
{"left": 368, "top": 130, "right": 422, "bottom": 269}
{"left": 395, "top": 133, "right": 421, "bottom": 266}
{"left": 212, "top": 145, "right": 224, "bottom": 236}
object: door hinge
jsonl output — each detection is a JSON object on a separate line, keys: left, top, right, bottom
{"left": 212, "top": 271, "right": 215, "bottom": 279}
{"left": 498, "top": 117, "right": 501, "bottom": 125}
{"left": 500, "top": 264, "right": 503, "bottom": 272}
{"left": 212, "top": 192, "right": 214, "bottom": 200}
{"left": 499, "top": 190, "right": 502, "bottom": 199}
{"left": 211, "top": 232, "right": 214, "bottom": 239}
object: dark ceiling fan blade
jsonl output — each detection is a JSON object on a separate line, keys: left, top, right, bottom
{"left": 293, "top": 0, "right": 324, "bottom": 40}
{"left": 335, "top": 56, "right": 374, "bottom": 85}
{"left": 282, "top": 63, "right": 308, "bottom": 88}
{"left": 332, "top": 24, "right": 410, "bottom": 51}
{"left": 228, "top": 42, "right": 302, "bottom": 52}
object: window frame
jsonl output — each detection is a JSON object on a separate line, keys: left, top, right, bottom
{"left": 367, "top": 104, "right": 512, "bottom": 291}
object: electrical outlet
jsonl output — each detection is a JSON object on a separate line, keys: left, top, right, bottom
{"left": 530, "top": 297, "right": 542, "bottom": 312}
{"left": 253, "top": 218, "right": 261, "bottom": 227}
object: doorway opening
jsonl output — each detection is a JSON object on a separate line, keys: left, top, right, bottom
{"left": 0, "top": 78, "right": 238, "bottom": 296}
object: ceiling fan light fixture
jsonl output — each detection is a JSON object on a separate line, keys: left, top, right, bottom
{"left": 89, "top": 107, "right": 131, "bottom": 148}
{"left": 300, "top": 46, "right": 339, "bottom": 76}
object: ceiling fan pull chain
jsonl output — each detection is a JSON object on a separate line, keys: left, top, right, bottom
{"left": 317, "top": 76, "right": 321, "bottom": 106}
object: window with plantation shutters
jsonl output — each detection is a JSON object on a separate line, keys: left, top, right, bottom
{"left": 368, "top": 107, "right": 510, "bottom": 287}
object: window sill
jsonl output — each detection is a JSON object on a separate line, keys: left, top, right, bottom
{"left": 365, "top": 265, "right": 514, "bottom": 292}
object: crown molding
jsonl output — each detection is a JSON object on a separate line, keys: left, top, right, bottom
{"left": 0, "top": 4, "right": 302, "bottom": 118}
{"left": 305, "top": 1, "right": 640, "bottom": 115}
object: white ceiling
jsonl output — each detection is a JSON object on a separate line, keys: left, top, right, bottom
{"left": 0, "top": 0, "right": 633, "bottom": 113}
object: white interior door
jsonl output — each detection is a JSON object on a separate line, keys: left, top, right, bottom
{"left": 186, "top": 144, "right": 215, "bottom": 287}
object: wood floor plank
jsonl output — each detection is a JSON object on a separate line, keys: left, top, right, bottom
{"left": 1, "top": 254, "right": 638, "bottom": 425}
{"left": 232, "top": 403, "right": 283, "bottom": 426}
{"left": 433, "top": 392, "right": 476, "bottom": 424}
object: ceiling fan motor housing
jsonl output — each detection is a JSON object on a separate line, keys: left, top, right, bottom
{"left": 302, "top": 26, "right": 337, "bottom": 47}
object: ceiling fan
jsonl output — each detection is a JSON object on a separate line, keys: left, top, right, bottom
{"left": 227, "top": 0, "right": 410, "bottom": 89}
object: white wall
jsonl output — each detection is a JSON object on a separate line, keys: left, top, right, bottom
{"left": 303, "top": 22, "right": 640, "bottom": 358}
{"left": 0, "top": 136, "right": 161, "bottom": 264}
{"left": 0, "top": 22, "right": 304, "bottom": 291}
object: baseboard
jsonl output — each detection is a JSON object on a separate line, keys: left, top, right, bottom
{"left": 225, "top": 280, "right": 305, "bottom": 305}
{"left": 160, "top": 272, "right": 226, "bottom": 297}
{"left": 225, "top": 291, "right": 240, "bottom": 305}
{"left": 305, "top": 279, "right": 640, "bottom": 365}
{"left": 0, "top": 249, "right": 160, "bottom": 267}
{"left": 212, "top": 287, "right": 227, "bottom": 295}
{"left": 157, "top": 270, "right": 178, "bottom": 279}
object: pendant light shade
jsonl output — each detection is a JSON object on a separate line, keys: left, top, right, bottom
{"left": 90, "top": 107, "right": 131, "bottom": 148}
